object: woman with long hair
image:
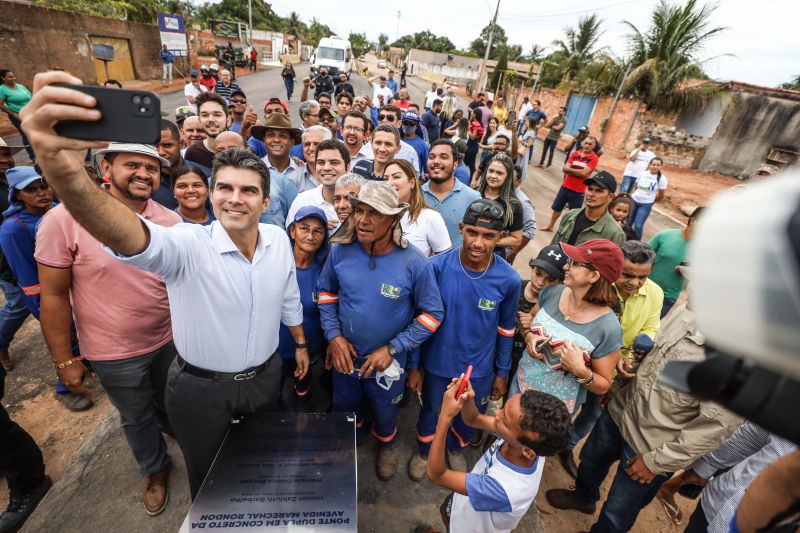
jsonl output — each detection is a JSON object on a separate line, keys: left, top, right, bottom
{"left": 281, "top": 61, "right": 296, "bottom": 100}
{"left": 172, "top": 165, "right": 215, "bottom": 225}
{"left": 442, "top": 109, "right": 465, "bottom": 138}
{"left": 480, "top": 116, "right": 500, "bottom": 149}
{"left": 384, "top": 159, "right": 451, "bottom": 256}
{"left": 476, "top": 153, "right": 523, "bottom": 258}
{"left": 628, "top": 157, "right": 667, "bottom": 239}
{"left": 0, "top": 69, "right": 34, "bottom": 161}
{"left": 465, "top": 108, "right": 484, "bottom": 176}
{"left": 511, "top": 239, "right": 623, "bottom": 415}
{"left": 492, "top": 96, "right": 509, "bottom": 123}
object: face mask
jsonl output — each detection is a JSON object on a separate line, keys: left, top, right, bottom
{"left": 402, "top": 125, "right": 416, "bottom": 136}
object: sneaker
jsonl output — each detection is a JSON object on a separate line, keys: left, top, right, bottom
{"left": 0, "top": 351, "right": 13, "bottom": 371}
{"left": 143, "top": 465, "right": 170, "bottom": 516}
{"left": 447, "top": 449, "right": 468, "bottom": 472}
{"left": 0, "top": 475, "right": 52, "bottom": 532}
{"left": 558, "top": 449, "right": 579, "bottom": 479}
{"left": 408, "top": 452, "right": 428, "bottom": 482}
{"left": 55, "top": 392, "right": 93, "bottom": 412}
{"left": 545, "top": 488, "right": 596, "bottom": 514}
{"left": 376, "top": 445, "right": 397, "bottom": 481}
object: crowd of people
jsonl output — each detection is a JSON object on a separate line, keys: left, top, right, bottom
{"left": 0, "top": 62, "right": 784, "bottom": 533}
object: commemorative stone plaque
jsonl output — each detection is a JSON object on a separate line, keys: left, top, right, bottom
{"left": 180, "top": 412, "right": 357, "bottom": 532}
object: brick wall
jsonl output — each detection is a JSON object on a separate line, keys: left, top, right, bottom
{"left": 632, "top": 121, "right": 710, "bottom": 168}
{"left": 0, "top": 1, "right": 163, "bottom": 87}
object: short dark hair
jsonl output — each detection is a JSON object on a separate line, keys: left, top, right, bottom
{"left": 336, "top": 92, "right": 353, "bottom": 105}
{"left": 210, "top": 148, "right": 269, "bottom": 200}
{"left": 534, "top": 100, "right": 541, "bottom": 105}
{"left": 316, "top": 139, "right": 350, "bottom": 167}
{"left": 380, "top": 104, "right": 402, "bottom": 118}
{"left": 430, "top": 138, "right": 457, "bottom": 161}
{"left": 160, "top": 119, "right": 181, "bottom": 143}
{"left": 104, "top": 79, "right": 122, "bottom": 88}
{"left": 408, "top": 103, "right": 420, "bottom": 112}
{"left": 318, "top": 92, "right": 331, "bottom": 102}
{"left": 432, "top": 99, "right": 443, "bottom": 107}
{"left": 374, "top": 123, "right": 400, "bottom": 145}
{"left": 343, "top": 110, "right": 370, "bottom": 132}
{"left": 518, "top": 390, "right": 572, "bottom": 456}
{"left": 620, "top": 240, "right": 655, "bottom": 264}
{"left": 196, "top": 92, "right": 229, "bottom": 118}
{"left": 171, "top": 165, "right": 209, "bottom": 191}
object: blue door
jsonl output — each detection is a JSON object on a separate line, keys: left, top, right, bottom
{"left": 564, "top": 94, "right": 597, "bottom": 136}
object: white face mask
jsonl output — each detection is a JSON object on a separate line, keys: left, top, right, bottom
{"left": 402, "top": 125, "right": 416, "bottom": 136}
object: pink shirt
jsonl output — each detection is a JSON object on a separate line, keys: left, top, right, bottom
{"left": 35, "top": 200, "right": 181, "bottom": 361}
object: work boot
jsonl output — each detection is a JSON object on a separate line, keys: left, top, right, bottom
{"left": 0, "top": 351, "right": 12, "bottom": 371}
{"left": 558, "top": 449, "right": 579, "bottom": 479}
{"left": 0, "top": 475, "right": 52, "bottom": 533}
{"left": 546, "top": 488, "right": 596, "bottom": 514}
{"left": 55, "top": 392, "right": 93, "bottom": 412}
{"left": 447, "top": 449, "right": 468, "bottom": 472}
{"left": 143, "top": 465, "right": 170, "bottom": 516}
{"left": 408, "top": 452, "right": 428, "bottom": 482}
{"left": 376, "top": 445, "right": 397, "bottom": 481}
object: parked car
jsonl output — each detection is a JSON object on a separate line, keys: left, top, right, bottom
{"left": 377, "top": 60, "right": 387, "bottom": 69}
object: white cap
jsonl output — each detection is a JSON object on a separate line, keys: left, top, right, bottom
{"left": 94, "top": 142, "right": 170, "bottom": 168}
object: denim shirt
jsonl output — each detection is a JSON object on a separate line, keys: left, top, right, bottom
{"left": 259, "top": 171, "right": 298, "bottom": 228}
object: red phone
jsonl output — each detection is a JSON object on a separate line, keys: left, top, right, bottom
{"left": 456, "top": 365, "right": 473, "bottom": 398}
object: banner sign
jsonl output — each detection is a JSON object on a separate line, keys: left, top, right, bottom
{"left": 180, "top": 412, "right": 357, "bottom": 532}
{"left": 158, "top": 12, "right": 185, "bottom": 33}
{"left": 158, "top": 12, "right": 188, "bottom": 55}
{"left": 210, "top": 19, "right": 240, "bottom": 38}
{"left": 92, "top": 44, "right": 115, "bottom": 62}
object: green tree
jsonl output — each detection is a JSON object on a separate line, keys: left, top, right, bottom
{"left": 551, "top": 14, "right": 605, "bottom": 82}
{"left": 780, "top": 74, "right": 800, "bottom": 90}
{"left": 348, "top": 32, "right": 370, "bottom": 58}
{"left": 197, "top": 0, "right": 281, "bottom": 30}
{"left": 282, "top": 11, "right": 306, "bottom": 38}
{"left": 378, "top": 33, "right": 389, "bottom": 52}
{"left": 306, "top": 18, "right": 334, "bottom": 47}
{"left": 489, "top": 49, "right": 508, "bottom": 93}
{"left": 390, "top": 31, "right": 455, "bottom": 53}
{"left": 525, "top": 44, "right": 547, "bottom": 63}
{"left": 623, "top": 0, "right": 727, "bottom": 112}
{"left": 469, "top": 23, "right": 508, "bottom": 59}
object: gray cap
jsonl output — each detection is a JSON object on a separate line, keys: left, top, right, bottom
{"left": 330, "top": 181, "right": 409, "bottom": 248}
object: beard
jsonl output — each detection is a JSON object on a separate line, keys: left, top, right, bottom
{"left": 109, "top": 170, "right": 154, "bottom": 202}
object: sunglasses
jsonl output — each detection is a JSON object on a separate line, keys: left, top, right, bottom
{"left": 465, "top": 201, "right": 504, "bottom": 220}
{"left": 378, "top": 114, "right": 397, "bottom": 122}
{"left": 567, "top": 259, "right": 595, "bottom": 271}
{"left": 402, "top": 121, "right": 417, "bottom": 127}
{"left": 321, "top": 116, "right": 336, "bottom": 123}
{"left": 230, "top": 99, "right": 246, "bottom": 105}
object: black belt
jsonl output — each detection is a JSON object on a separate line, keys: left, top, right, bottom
{"left": 176, "top": 354, "right": 269, "bottom": 381}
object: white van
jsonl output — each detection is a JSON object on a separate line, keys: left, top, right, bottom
{"left": 311, "top": 36, "right": 352, "bottom": 76}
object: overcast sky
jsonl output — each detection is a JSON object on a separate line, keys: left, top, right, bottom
{"left": 258, "top": 0, "right": 796, "bottom": 87}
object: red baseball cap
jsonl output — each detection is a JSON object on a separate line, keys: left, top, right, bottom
{"left": 559, "top": 239, "right": 624, "bottom": 282}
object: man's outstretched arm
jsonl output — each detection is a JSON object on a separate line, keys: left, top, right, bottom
{"left": 20, "top": 71, "right": 149, "bottom": 256}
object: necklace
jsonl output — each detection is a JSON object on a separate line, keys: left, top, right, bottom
{"left": 564, "top": 293, "right": 584, "bottom": 322}
{"left": 459, "top": 253, "right": 493, "bottom": 280}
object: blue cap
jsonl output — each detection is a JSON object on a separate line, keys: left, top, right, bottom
{"left": 632, "top": 334, "right": 654, "bottom": 354}
{"left": 401, "top": 110, "right": 421, "bottom": 123}
{"left": 287, "top": 206, "right": 330, "bottom": 264}
{"left": 190, "top": 70, "right": 199, "bottom": 77}
{"left": 6, "top": 166, "right": 44, "bottom": 205}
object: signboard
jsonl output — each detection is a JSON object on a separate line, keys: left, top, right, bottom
{"left": 210, "top": 19, "right": 241, "bottom": 39}
{"left": 158, "top": 12, "right": 188, "bottom": 56}
{"left": 92, "top": 44, "right": 115, "bottom": 61}
{"left": 180, "top": 412, "right": 357, "bottom": 532}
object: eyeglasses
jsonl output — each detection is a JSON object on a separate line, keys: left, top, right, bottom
{"left": 378, "top": 114, "right": 397, "bottom": 122}
{"left": 230, "top": 99, "right": 246, "bottom": 105}
{"left": 321, "top": 116, "right": 336, "bottom": 123}
{"left": 567, "top": 259, "right": 595, "bottom": 271}
{"left": 343, "top": 125, "right": 365, "bottom": 133}
{"left": 465, "top": 200, "right": 504, "bottom": 220}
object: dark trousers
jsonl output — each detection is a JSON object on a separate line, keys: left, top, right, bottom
{"left": 7, "top": 113, "right": 35, "bottom": 161}
{"left": 165, "top": 354, "right": 282, "bottom": 499}
{"left": 0, "top": 369, "right": 45, "bottom": 496}
{"left": 284, "top": 79, "right": 294, "bottom": 99}
{"left": 90, "top": 340, "right": 177, "bottom": 476}
{"left": 661, "top": 297, "right": 678, "bottom": 318}
{"left": 567, "top": 391, "right": 602, "bottom": 450}
{"left": 540, "top": 138, "right": 558, "bottom": 166}
{"left": 575, "top": 410, "right": 671, "bottom": 533}
{"left": 684, "top": 500, "right": 709, "bottom": 533}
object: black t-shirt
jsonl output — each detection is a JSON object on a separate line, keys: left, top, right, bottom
{"left": 184, "top": 142, "right": 215, "bottom": 170}
{"left": 334, "top": 82, "right": 355, "bottom": 97}
{"left": 486, "top": 196, "right": 523, "bottom": 260}
{"left": 567, "top": 209, "right": 594, "bottom": 245}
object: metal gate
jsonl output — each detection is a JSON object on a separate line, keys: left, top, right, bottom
{"left": 90, "top": 36, "right": 136, "bottom": 83}
{"left": 564, "top": 93, "right": 597, "bottom": 136}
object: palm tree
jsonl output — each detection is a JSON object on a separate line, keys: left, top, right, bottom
{"left": 622, "top": 0, "right": 727, "bottom": 112}
{"left": 551, "top": 14, "right": 605, "bottom": 82}
{"left": 283, "top": 11, "right": 305, "bottom": 38}
{"left": 526, "top": 44, "right": 547, "bottom": 63}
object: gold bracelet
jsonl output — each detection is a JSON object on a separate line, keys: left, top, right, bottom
{"left": 54, "top": 358, "right": 77, "bottom": 370}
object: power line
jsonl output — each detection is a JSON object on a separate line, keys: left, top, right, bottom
{"left": 497, "top": 0, "right": 640, "bottom": 20}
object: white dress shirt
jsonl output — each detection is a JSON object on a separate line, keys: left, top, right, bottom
{"left": 108, "top": 220, "right": 303, "bottom": 372}
{"left": 285, "top": 185, "right": 338, "bottom": 228}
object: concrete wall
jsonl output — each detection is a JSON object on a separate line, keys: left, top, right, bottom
{"left": 0, "top": 0, "right": 163, "bottom": 87}
{"left": 698, "top": 91, "right": 800, "bottom": 178}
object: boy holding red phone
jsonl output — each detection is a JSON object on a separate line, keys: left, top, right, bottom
{"left": 427, "top": 376, "right": 571, "bottom": 533}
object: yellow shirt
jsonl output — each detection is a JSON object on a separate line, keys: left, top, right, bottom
{"left": 616, "top": 278, "right": 664, "bottom": 359}
{"left": 492, "top": 106, "right": 508, "bottom": 122}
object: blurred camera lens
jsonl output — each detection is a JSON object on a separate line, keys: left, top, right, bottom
{"left": 132, "top": 95, "right": 142, "bottom": 105}
{"left": 139, "top": 106, "right": 147, "bottom": 113}
{"left": 142, "top": 96, "right": 152, "bottom": 105}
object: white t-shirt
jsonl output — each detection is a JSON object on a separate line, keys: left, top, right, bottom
{"left": 518, "top": 102, "right": 533, "bottom": 118}
{"left": 284, "top": 185, "right": 338, "bottom": 228}
{"left": 425, "top": 90, "right": 439, "bottom": 109}
{"left": 623, "top": 148, "right": 656, "bottom": 177}
{"left": 450, "top": 439, "right": 545, "bottom": 533}
{"left": 631, "top": 170, "right": 668, "bottom": 204}
{"left": 184, "top": 83, "right": 208, "bottom": 112}
{"left": 400, "top": 208, "right": 451, "bottom": 257}
{"left": 372, "top": 83, "right": 394, "bottom": 108}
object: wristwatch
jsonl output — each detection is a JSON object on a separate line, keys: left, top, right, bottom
{"left": 295, "top": 340, "right": 308, "bottom": 349}
{"left": 576, "top": 370, "right": 595, "bottom": 386}
{"left": 386, "top": 343, "right": 398, "bottom": 358}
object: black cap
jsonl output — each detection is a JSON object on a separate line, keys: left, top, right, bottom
{"left": 530, "top": 245, "right": 568, "bottom": 279}
{"left": 584, "top": 170, "right": 617, "bottom": 193}
{"left": 578, "top": 126, "right": 589, "bottom": 133}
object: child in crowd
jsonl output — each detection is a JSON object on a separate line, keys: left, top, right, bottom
{"left": 608, "top": 194, "right": 638, "bottom": 241}
{"left": 427, "top": 376, "right": 571, "bottom": 533}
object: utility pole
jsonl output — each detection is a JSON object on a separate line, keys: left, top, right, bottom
{"left": 600, "top": 61, "right": 632, "bottom": 143}
{"left": 476, "top": 0, "right": 501, "bottom": 94}
{"left": 247, "top": 0, "right": 253, "bottom": 45}
{"left": 396, "top": 10, "right": 401, "bottom": 41}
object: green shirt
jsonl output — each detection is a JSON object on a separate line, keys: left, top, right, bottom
{"left": 0, "top": 83, "right": 32, "bottom": 114}
{"left": 551, "top": 208, "right": 625, "bottom": 247}
{"left": 546, "top": 116, "right": 566, "bottom": 140}
{"left": 649, "top": 228, "right": 687, "bottom": 299}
